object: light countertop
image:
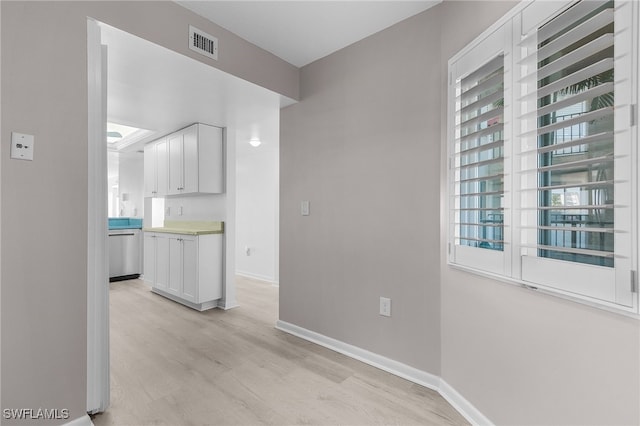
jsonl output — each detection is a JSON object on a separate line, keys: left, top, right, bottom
{"left": 143, "top": 220, "right": 224, "bottom": 236}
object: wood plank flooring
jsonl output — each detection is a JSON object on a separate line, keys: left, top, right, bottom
{"left": 91, "top": 276, "right": 468, "bottom": 426}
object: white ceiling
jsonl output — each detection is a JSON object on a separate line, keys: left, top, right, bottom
{"left": 101, "top": 2, "right": 440, "bottom": 158}
{"left": 101, "top": 22, "right": 286, "bottom": 155}
{"left": 177, "top": 1, "right": 442, "bottom": 67}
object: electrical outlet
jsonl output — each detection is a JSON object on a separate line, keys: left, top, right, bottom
{"left": 11, "top": 132, "right": 35, "bottom": 161}
{"left": 379, "top": 297, "right": 391, "bottom": 317}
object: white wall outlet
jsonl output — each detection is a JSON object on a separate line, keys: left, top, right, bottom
{"left": 165, "top": 206, "right": 171, "bottom": 216}
{"left": 11, "top": 132, "right": 35, "bottom": 161}
{"left": 379, "top": 297, "right": 391, "bottom": 317}
{"left": 178, "top": 206, "right": 183, "bottom": 216}
{"left": 245, "top": 246, "right": 251, "bottom": 256}
{"left": 301, "top": 200, "right": 310, "bottom": 216}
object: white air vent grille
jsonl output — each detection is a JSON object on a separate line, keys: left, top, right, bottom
{"left": 189, "top": 25, "right": 218, "bottom": 61}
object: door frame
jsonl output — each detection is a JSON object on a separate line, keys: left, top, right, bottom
{"left": 87, "top": 18, "right": 110, "bottom": 414}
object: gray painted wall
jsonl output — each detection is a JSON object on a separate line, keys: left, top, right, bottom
{"left": 281, "top": 2, "right": 640, "bottom": 425}
{"left": 0, "top": 2, "right": 297, "bottom": 424}
{"left": 438, "top": 2, "right": 640, "bottom": 425}
{"left": 280, "top": 9, "right": 443, "bottom": 374}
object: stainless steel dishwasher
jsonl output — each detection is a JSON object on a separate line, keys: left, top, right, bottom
{"left": 109, "top": 228, "right": 142, "bottom": 281}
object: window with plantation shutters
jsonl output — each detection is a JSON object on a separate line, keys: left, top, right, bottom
{"left": 448, "top": 0, "right": 638, "bottom": 314}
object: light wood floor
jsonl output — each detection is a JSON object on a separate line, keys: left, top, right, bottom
{"left": 91, "top": 276, "right": 468, "bottom": 426}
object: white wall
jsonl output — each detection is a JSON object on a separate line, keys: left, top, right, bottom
{"left": 118, "top": 151, "right": 143, "bottom": 218}
{"left": 236, "top": 133, "right": 279, "bottom": 283}
{"left": 164, "top": 194, "right": 227, "bottom": 221}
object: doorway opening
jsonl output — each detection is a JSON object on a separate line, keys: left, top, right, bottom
{"left": 87, "top": 19, "right": 289, "bottom": 414}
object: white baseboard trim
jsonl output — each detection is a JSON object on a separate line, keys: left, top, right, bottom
{"left": 217, "top": 298, "right": 239, "bottom": 310}
{"left": 276, "top": 320, "right": 440, "bottom": 390}
{"left": 276, "top": 320, "right": 492, "bottom": 426}
{"left": 439, "top": 379, "right": 493, "bottom": 426}
{"left": 64, "top": 414, "right": 93, "bottom": 426}
{"left": 151, "top": 288, "right": 218, "bottom": 311}
{"left": 236, "top": 270, "right": 279, "bottom": 285}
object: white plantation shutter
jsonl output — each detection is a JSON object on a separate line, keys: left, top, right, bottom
{"left": 449, "top": 24, "right": 512, "bottom": 275}
{"left": 448, "top": 0, "right": 638, "bottom": 313}
{"left": 516, "top": 0, "right": 635, "bottom": 307}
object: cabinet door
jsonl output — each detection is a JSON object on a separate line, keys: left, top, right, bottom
{"left": 181, "top": 237, "right": 198, "bottom": 303}
{"left": 142, "top": 233, "right": 156, "bottom": 285}
{"left": 155, "top": 234, "right": 170, "bottom": 291}
{"left": 182, "top": 126, "right": 199, "bottom": 194}
{"left": 143, "top": 144, "right": 157, "bottom": 197}
{"left": 168, "top": 133, "right": 183, "bottom": 195}
{"left": 156, "top": 140, "right": 168, "bottom": 197}
{"left": 168, "top": 237, "right": 182, "bottom": 295}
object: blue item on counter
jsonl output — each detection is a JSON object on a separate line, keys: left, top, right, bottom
{"left": 108, "top": 217, "right": 143, "bottom": 230}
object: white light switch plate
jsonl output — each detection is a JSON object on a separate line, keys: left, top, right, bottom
{"left": 380, "top": 297, "right": 391, "bottom": 317}
{"left": 301, "top": 200, "right": 310, "bottom": 216}
{"left": 11, "top": 132, "right": 34, "bottom": 161}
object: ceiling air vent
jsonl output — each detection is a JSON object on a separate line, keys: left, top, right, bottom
{"left": 189, "top": 25, "right": 218, "bottom": 61}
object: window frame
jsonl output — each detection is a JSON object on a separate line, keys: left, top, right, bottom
{"left": 446, "top": 0, "right": 639, "bottom": 316}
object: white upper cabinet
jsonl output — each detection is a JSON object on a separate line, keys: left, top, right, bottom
{"left": 168, "top": 132, "right": 184, "bottom": 195}
{"left": 145, "top": 123, "right": 224, "bottom": 197}
{"left": 144, "top": 138, "right": 168, "bottom": 197}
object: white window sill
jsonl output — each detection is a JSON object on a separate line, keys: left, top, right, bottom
{"left": 447, "top": 262, "right": 640, "bottom": 320}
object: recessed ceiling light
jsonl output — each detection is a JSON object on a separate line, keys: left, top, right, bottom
{"left": 107, "top": 131, "right": 123, "bottom": 144}
{"left": 249, "top": 138, "right": 262, "bottom": 147}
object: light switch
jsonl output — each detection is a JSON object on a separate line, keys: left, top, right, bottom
{"left": 380, "top": 297, "right": 391, "bottom": 317}
{"left": 11, "top": 132, "right": 34, "bottom": 161}
{"left": 301, "top": 200, "right": 310, "bottom": 216}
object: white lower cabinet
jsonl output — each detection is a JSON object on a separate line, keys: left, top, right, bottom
{"left": 155, "top": 234, "right": 170, "bottom": 292}
{"left": 143, "top": 231, "right": 222, "bottom": 311}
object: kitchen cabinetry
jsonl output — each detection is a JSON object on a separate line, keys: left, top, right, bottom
{"left": 143, "top": 231, "right": 222, "bottom": 311}
{"left": 144, "top": 123, "right": 223, "bottom": 197}
{"left": 143, "top": 138, "right": 167, "bottom": 197}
